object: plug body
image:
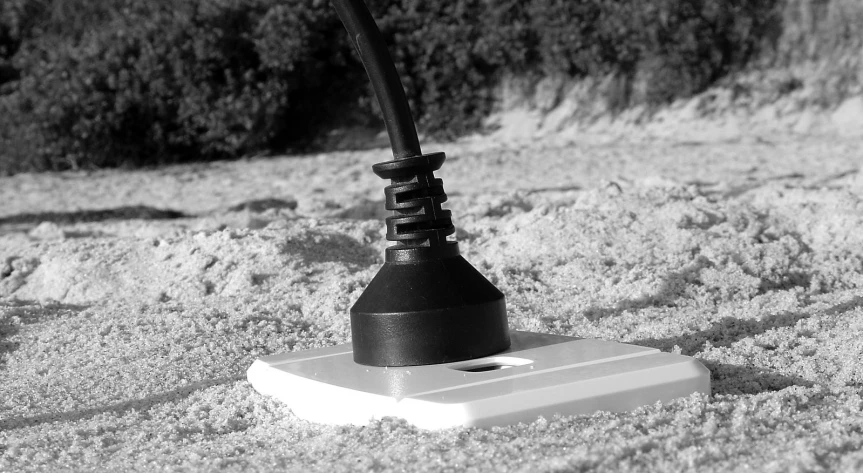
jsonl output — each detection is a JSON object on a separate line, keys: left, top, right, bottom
{"left": 350, "top": 152, "right": 510, "bottom": 366}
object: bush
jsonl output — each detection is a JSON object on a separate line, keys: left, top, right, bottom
{"left": 2, "top": 0, "right": 365, "bottom": 171}
{"left": 527, "top": 0, "right": 779, "bottom": 104}
{"left": 1, "top": 0, "right": 782, "bottom": 174}
{"left": 368, "top": 0, "right": 516, "bottom": 138}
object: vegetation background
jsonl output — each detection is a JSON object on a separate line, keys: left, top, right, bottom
{"left": 0, "top": 0, "right": 860, "bottom": 175}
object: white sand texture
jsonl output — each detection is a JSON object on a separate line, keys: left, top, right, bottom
{"left": 2, "top": 135, "right": 863, "bottom": 471}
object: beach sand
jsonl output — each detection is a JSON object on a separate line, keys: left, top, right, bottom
{"left": 2, "top": 134, "right": 862, "bottom": 471}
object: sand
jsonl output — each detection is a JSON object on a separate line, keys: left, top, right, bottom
{"left": 2, "top": 133, "right": 863, "bottom": 471}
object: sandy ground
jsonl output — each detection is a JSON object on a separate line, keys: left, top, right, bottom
{"left": 1, "top": 132, "right": 863, "bottom": 471}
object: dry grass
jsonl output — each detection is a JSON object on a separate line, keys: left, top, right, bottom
{"left": 766, "top": 0, "right": 863, "bottom": 104}
{"left": 775, "top": 0, "right": 863, "bottom": 61}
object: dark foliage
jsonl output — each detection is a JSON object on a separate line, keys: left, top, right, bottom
{"left": 0, "top": 0, "right": 780, "bottom": 174}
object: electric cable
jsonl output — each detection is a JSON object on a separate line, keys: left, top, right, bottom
{"left": 332, "top": 0, "right": 510, "bottom": 367}
{"left": 331, "top": 0, "right": 422, "bottom": 159}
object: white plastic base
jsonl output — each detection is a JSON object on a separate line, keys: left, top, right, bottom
{"left": 247, "top": 331, "right": 710, "bottom": 429}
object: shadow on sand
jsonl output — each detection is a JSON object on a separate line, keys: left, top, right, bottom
{"left": 632, "top": 311, "right": 811, "bottom": 355}
{"left": 0, "top": 300, "right": 90, "bottom": 370}
{"left": 282, "top": 229, "right": 381, "bottom": 267}
{"left": 0, "top": 374, "right": 246, "bottom": 431}
{"left": 0, "top": 205, "right": 189, "bottom": 226}
{"left": 703, "top": 361, "right": 814, "bottom": 396}
{"left": 628, "top": 297, "right": 863, "bottom": 396}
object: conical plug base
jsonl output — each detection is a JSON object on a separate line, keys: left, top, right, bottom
{"left": 350, "top": 252, "right": 510, "bottom": 367}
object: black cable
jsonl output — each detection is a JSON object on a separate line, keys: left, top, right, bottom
{"left": 332, "top": 0, "right": 422, "bottom": 160}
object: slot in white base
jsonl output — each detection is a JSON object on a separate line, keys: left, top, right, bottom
{"left": 247, "top": 331, "right": 710, "bottom": 429}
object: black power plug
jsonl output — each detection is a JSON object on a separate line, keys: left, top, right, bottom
{"left": 332, "top": 0, "right": 510, "bottom": 367}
